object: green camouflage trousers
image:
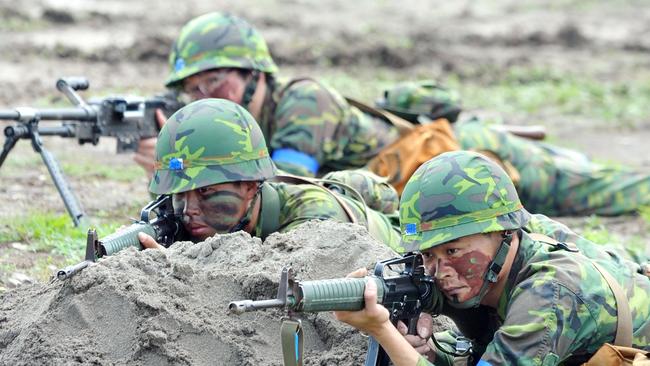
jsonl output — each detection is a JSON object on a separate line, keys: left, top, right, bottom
{"left": 454, "top": 118, "right": 650, "bottom": 216}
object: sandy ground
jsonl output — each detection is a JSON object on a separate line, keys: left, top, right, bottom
{"left": 0, "top": 0, "right": 649, "bottom": 363}
{"left": 0, "top": 221, "right": 454, "bottom": 365}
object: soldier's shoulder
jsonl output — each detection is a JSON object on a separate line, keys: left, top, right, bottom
{"left": 277, "top": 78, "right": 344, "bottom": 105}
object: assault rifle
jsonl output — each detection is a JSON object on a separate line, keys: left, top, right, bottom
{"left": 228, "top": 253, "right": 444, "bottom": 366}
{"left": 0, "top": 77, "right": 182, "bottom": 226}
{"left": 56, "top": 194, "right": 184, "bottom": 280}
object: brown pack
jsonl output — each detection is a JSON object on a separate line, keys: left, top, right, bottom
{"left": 366, "top": 120, "right": 460, "bottom": 194}
{"left": 582, "top": 344, "right": 650, "bottom": 365}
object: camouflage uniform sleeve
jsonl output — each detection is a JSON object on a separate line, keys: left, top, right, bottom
{"left": 480, "top": 279, "right": 597, "bottom": 366}
{"left": 270, "top": 80, "right": 344, "bottom": 176}
{"left": 277, "top": 184, "right": 352, "bottom": 232}
{"left": 276, "top": 183, "right": 401, "bottom": 248}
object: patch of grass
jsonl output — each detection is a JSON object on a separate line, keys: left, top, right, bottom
{"left": 578, "top": 215, "right": 648, "bottom": 263}
{"left": 0, "top": 211, "right": 122, "bottom": 260}
{"left": 457, "top": 67, "right": 650, "bottom": 127}
{"left": 639, "top": 206, "right": 650, "bottom": 229}
{"left": 61, "top": 160, "right": 145, "bottom": 182}
{"left": 0, "top": 17, "right": 47, "bottom": 32}
{"left": 579, "top": 216, "right": 615, "bottom": 245}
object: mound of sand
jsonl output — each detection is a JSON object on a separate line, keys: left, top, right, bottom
{"left": 0, "top": 221, "right": 452, "bottom": 365}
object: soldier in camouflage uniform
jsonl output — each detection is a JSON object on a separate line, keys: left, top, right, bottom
{"left": 134, "top": 12, "right": 649, "bottom": 216}
{"left": 138, "top": 97, "right": 401, "bottom": 250}
{"left": 380, "top": 80, "right": 650, "bottom": 216}
{"left": 133, "top": 12, "right": 400, "bottom": 178}
{"left": 335, "top": 151, "right": 650, "bottom": 366}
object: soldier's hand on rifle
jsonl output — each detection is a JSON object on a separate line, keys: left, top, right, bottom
{"left": 137, "top": 232, "right": 165, "bottom": 250}
{"left": 133, "top": 109, "right": 166, "bottom": 178}
{"left": 333, "top": 268, "right": 391, "bottom": 336}
{"left": 397, "top": 314, "right": 436, "bottom": 362}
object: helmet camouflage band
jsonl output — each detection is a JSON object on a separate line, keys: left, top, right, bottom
{"left": 149, "top": 98, "right": 276, "bottom": 194}
{"left": 377, "top": 80, "right": 462, "bottom": 123}
{"left": 165, "top": 12, "right": 279, "bottom": 87}
{"left": 397, "top": 151, "right": 530, "bottom": 254}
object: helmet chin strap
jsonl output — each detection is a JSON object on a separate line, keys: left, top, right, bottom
{"left": 448, "top": 230, "right": 515, "bottom": 309}
{"left": 241, "top": 70, "right": 260, "bottom": 110}
{"left": 228, "top": 183, "right": 262, "bottom": 234}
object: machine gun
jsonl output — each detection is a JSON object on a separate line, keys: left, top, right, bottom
{"left": 0, "top": 77, "right": 182, "bottom": 226}
{"left": 228, "top": 253, "right": 444, "bottom": 366}
{"left": 56, "top": 194, "right": 184, "bottom": 280}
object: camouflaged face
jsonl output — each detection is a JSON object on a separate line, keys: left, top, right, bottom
{"left": 398, "top": 151, "right": 530, "bottom": 253}
{"left": 378, "top": 80, "right": 462, "bottom": 123}
{"left": 149, "top": 98, "right": 276, "bottom": 194}
{"left": 165, "top": 12, "right": 278, "bottom": 87}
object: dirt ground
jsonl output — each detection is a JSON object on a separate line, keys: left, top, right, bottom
{"left": 1, "top": 221, "right": 459, "bottom": 365}
{"left": 0, "top": 0, "right": 649, "bottom": 363}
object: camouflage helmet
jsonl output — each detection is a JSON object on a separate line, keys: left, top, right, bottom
{"left": 376, "top": 80, "right": 462, "bottom": 123}
{"left": 165, "top": 12, "right": 279, "bottom": 87}
{"left": 149, "top": 98, "right": 276, "bottom": 194}
{"left": 398, "top": 151, "right": 530, "bottom": 254}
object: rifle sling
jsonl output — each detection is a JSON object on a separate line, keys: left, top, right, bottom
{"left": 345, "top": 96, "right": 414, "bottom": 136}
{"left": 527, "top": 233, "right": 633, "bottom": 347}
{"left": 259, "top": 182, "right": 281, "bottom": 240}
{"left": 281, "top": 318, "right": 303, "bottom": 366}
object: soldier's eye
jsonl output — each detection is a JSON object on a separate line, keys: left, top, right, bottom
{"left": 197, "top": 187, "right": 212, "bottom": 195}
{"left": 446, "top": 248, "right": 460, "bottom": 256}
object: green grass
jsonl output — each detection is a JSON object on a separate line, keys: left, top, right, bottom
{"left": 639, "top": 206, "right": 650, "bottom": 227}
{"left": 579, "top": 216, "right": 615, "bottom": 245}
{"left": 578, "top": 215, "right": 648, "bottom": 263}
{"left": 455, "top": 67, "right": 650, "bottom": 127}
{"left": 61, "top": 160, "right": 145, "bottom": 182}
{"left": 0, "top": 211, "right": 121, "bottom": 259}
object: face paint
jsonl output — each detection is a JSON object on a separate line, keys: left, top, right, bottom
{"left": 436, "top": 250, "right": 493, "bottom": 302}
{"left": 173, "top": 185, "right": 248, "bottom": 240}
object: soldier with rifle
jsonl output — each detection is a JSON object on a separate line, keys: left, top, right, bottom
{"left": 334, "top": 151, "right": 650, "bottom": 366}
{"left": 136, "top": 97, "right": 401, "bottom": 251}
{"left": 136, "top": 12, "right": 650, "bottom": 216}
{"left": 58, "top": 96, "right": 404, "bottom": 279}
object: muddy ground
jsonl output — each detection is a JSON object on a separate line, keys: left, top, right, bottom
{"left": 0, "top": 0, "right": 649, "bottom": 363}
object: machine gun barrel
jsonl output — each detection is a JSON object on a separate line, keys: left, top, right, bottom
{"left": 0, "top": 107, "right": 96, "bottom": 122}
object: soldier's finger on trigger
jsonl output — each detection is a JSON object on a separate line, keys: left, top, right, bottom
{"left": 396, "top": 320, "right": 408, "bottom": 335}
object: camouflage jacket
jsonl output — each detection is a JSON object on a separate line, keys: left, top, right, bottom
{"left": 421, "top": 215, "right": 650, "bottom": 366}
{"left": 258, "top": 78, "right": 400, "bottom": 177}
{"left": 253, "top": 180, "right": 401, "bottom": 249}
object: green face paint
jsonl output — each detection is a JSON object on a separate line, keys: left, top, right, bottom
{"left": 173, "top": 185, "right": 247, "bottom": 240}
